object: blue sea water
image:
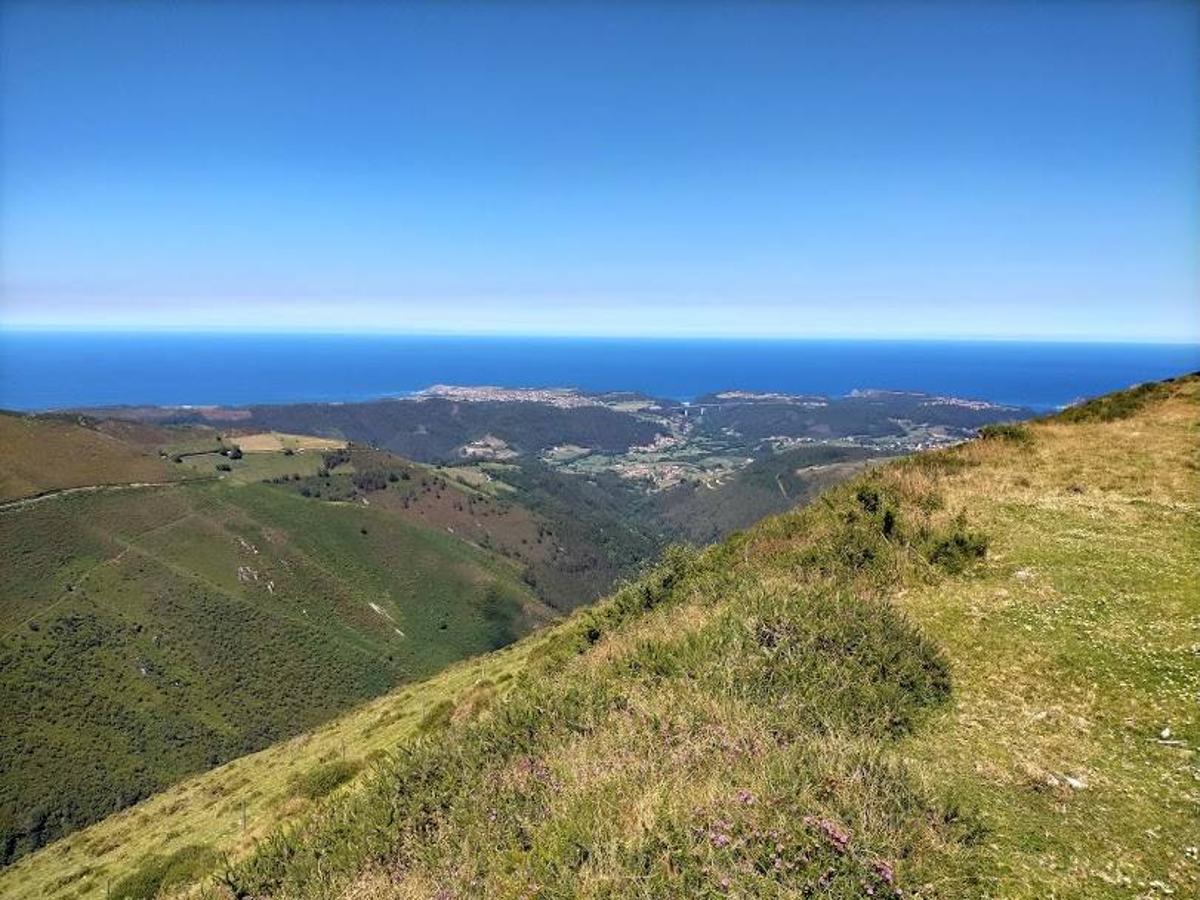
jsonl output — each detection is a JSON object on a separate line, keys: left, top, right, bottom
{"left": 1, "top": 332, "right": 1197, "bottom": 412}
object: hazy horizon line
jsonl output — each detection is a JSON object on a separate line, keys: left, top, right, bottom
{"left": 3, "top": 326, "right": 1198, "bottom": 347}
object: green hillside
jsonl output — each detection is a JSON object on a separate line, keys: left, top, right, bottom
{"left": 0, "top": 412, "right": 183, "bottom": 503}
{"left": 0, "top": 441, "right": 553, "bottom": 864}
{"left": 6, "top": 375, "right": 1193, "bottom": 898}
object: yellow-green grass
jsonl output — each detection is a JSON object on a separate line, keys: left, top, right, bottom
{"left": 0, "top": 641, "right": 540, "bottom": 900}
{"left": 896, "top": 379, "right": 1200, "bottom": 896}
{"left": 0, "top": 412, "right": 180, "bottom": 503}
{"left": 233, "top": 433, "right": 347, "bottom": 454}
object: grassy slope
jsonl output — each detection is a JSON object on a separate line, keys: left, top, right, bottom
{"left": 0, "top": 643, "right": 540, "bottom": 900}
{"left": 0, "top": 475, "right": 552, "bottom": 864}
{"left": 898, "top": 380, "right": 1199, "bottom": 895}
{"left": 0, "top": 412, "right": 180, "bottom": 502}
{"left": 222, "top": 375, "right": 1197, "bottom": 898}
{"left": 5, "top": 376, "right": 1195, "bottom": 898}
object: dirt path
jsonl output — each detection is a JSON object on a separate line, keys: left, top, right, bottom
{"left": 0, "top": 478, "right": 209, "bottom": 512}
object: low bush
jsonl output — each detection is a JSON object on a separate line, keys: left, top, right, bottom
{"left": 289, "top": 760, "right": 362, "bottom": 801}
{"left": 978, "top": 422, "right": 1032, "bottom": 444}
{"left": 110, "top": 844, "right": 216, "bottom": 900}
{"left": 928, "top": 529, "right": 988, "bottom": 574}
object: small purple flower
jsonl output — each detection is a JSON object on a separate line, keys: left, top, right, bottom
{"left": 735, "top": 788, "right": 755, "bottom": 805}
{"left": 804, "top": 816, "right": 850, "bottom": 853}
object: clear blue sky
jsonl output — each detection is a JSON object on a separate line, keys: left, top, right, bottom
{"left": 1, "top": 2, "right": 1197, "bottom": 341}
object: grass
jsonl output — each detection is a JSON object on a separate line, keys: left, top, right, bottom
{"left": 896, "top": 376, "right": 1200, "bottom": 896}
{"left": 177, "top": 448, "right": 332, "bottom": 484}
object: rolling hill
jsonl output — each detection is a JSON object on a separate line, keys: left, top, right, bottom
{"left": 4, "top": 374, "right": 1194, "bottom": 898}
{"left": 0, "top": 412, "right": 184, "bottom": 503}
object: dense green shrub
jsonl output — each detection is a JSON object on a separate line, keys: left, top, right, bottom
{"left": 978, "top": 422, "right": 1032, "bottom": 444}
{"left": 1053, "top": 380, "right": 1174, "bottom": 424}
{"left": 110, "top": 844, "right": 216, "bottom": 900}
{"left": 928, "top": 530, "right": 989, "bottom": 574}
{"left": 290, "top": 761, "right": 362, "bottom": 801}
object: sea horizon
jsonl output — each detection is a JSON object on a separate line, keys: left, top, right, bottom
{"left": 2, "top": 331, "right": 1197, "bottom": 413}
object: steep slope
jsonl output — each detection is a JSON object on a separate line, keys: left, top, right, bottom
{"left": 263, "top": 447, "right": 667, "bottom": 613}
{"left": 5, "top": 375, "right": 1194, "bottom": 898}
{"left": 218, "top": 374, "right": 1198, "bottom": 899}
{"left": 0, "top": 461, "right": 552, "bottom": 864}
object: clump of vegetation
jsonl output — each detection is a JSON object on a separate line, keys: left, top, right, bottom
{"left": 978, "top": 422, "right": 1032, "bottom": 444}
{"left": 289, "top": 760, "right": 362, "bottom": 801}
{"left": 110, "top": 844, "right": 216, "bottom": 900}
{"left": 416, "top": 698, "right": 455, "bottom": 734}
{"left": 322, "top": 447, "right": 352, "bottom": 470}
{"left": 927, "top": 528, "right": 988, "bottom": 574}
{"left": 1053, "top": 379, "right": 1179, "bottom": 423}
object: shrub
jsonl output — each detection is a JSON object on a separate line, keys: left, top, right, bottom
{"left": 928, "top": 530, "right": 988, "bottom": 574}
{"left": 290, "top": 760, "right": 362, "bottom": 801}
{"left": 110, "top": 844, "right": 217, "bottom": 900}
{"left": 978, "top": 422, "right": 1032, "bottom": 445}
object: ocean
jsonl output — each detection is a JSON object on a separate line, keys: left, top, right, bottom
{"left": 1, "top": 332, "right": 1196, "bottom": 412}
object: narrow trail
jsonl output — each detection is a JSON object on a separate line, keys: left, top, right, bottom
{"left": 0, "top": 477, "right": 211, "bottom": 513}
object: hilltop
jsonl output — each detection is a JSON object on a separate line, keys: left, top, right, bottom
{"left": 5, "top": 374, "right": 1194, "bottom": 898}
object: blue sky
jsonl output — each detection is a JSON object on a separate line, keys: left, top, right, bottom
{"left": 1, "top": 2, "right": 1197, "bottom": 341}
